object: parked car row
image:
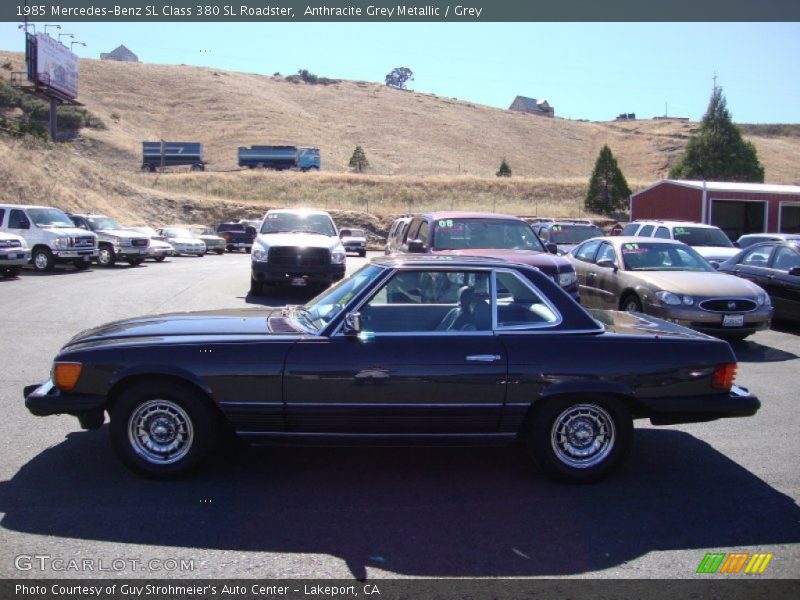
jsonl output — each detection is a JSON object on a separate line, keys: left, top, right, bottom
{"left": 0, "top": 203, "right": 261, "bottom": 276}
{"left": 382, "top": 213, "right": 798, "bottom": 337}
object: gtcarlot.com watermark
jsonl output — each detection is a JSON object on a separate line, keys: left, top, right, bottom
{"left": 14, "top": 554, "right": 195, "bottom": 573}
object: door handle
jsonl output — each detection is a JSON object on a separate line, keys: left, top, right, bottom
{"left": 466, "top": 354, "right": 502, "bottom": 362}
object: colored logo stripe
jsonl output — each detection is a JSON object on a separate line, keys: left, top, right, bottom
{"left": 697, "top": 553, "right": 726, "bottom": 574}
{"left": 696, "top": 552, "right": 773, "bottom": 574}
{"left": 745, "top": 553, "right": 773, "bottom": 574}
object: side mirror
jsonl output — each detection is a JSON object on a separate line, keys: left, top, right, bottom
{"left": 709, "top": 260, "right": 720, "bottom": 270}
{"left": 789, "top": 266, "right": 800, "bottom": 277}
{"left": 406, "top": 239, "right": 425, "bottom": 253}
{"left": 596, "top": 258, "right": 618, "bottom": 272}
{"left": 545, "top": 242, "right": 558, "bottom": 255}
{"left": 733, "top": 242, "right": 741, "bottom": 248}
{"left": 342, "top": 312, "right": 362, "bottom": 336}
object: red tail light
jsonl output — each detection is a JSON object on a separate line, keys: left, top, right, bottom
{"left": 712, "top": 363, "right": 737, "bottom": 390}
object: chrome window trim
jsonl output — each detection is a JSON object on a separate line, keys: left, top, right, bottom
{"left": 331, "top": 266, "right": 496, "bottom": 337}
{"left": 493, "top": 268, "right": 564, "bottom": 330}
{"left": 283, "top": 402, "right": 504, "bottom": 408}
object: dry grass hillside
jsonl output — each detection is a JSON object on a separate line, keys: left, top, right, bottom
{"left": 1, "top": 50, "right": 798, "bottom": 234}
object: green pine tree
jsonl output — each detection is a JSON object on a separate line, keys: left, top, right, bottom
{"left": 669, "top": 86, "right": 764, "bottom": 182}
{"left": 496, "top": 158, "right": 512, "bottom": 178}
{"left": 349, "top": 145, "right": 370, "bottom": 173}
{"left": 585, "top": 145, "right": 631, "bottom": 216}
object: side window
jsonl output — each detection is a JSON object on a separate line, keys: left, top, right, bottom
{"left": 638, "top": 225, "right": 655, "bottom": 237}
{"left": 575, "top": 239, "right": 602, "bottom": 262}
{"left": 741, "top": 246, "right": 773, "bottom": 266}
{"left": 621, "top": 223, "right": 640, "bottom": 235}
{"left": 417, "top": 220, "right": 430, "bottom": 245}
{"left": 406, "top": 219, "right": 421, "bottom": 241}
{"left": 0, "top": 208, "right": 5, "bottom": 226}
{"left": 360, "top": 270, "right": 491, "bottom": 333}
{"left": 772, "top": 247, "right": 800, "bottom": 271}
{"left": 495, "top": 271, "right": 560, "bottom": 328}
{"left": 654, "top": 226, "right": 671, "bottom": 239}
{"left": 8, "top": 209, "right": 30, "bottom": 230}
{"left": 596, "top": 243, "right": 617, "bottom": 264}
{"left": 538, "top": 227, "right": 549, "bottom": 240}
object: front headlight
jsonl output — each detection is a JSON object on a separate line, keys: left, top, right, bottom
{"left": 655, "top": 291, "right": 694, "bottom": 306}
{"left": 331, "top": 246, "right": 346, "bottom": 264}
{"left": 558, "top": 271, "right": 577, "bottom": 287}
{"left": 53, "top": 237, "right": 70, "bottom": 249}
{"left": 756, "top": 294, "right": 771, "bottom": 307}
{"left": 252, "top": 245, "right": 269, "bottom": 262}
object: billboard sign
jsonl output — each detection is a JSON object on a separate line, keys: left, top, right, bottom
{"left": 32, "top": 33, "right": 79, "bottom": 99}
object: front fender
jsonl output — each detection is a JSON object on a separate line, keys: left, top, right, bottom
{"left": 108, "top": 364, "right": 214, "bottom": 398}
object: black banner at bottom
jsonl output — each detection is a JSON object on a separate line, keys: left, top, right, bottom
{"left": 4, "top": 579, "right": 799, "bottom": 600}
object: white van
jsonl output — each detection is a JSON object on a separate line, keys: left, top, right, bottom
{"left": 0, "top": 204, "right": 98, "bottom": 272}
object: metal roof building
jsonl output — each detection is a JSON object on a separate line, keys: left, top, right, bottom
{"left": 630, "top": 179, "right": 800, "bottom": 240}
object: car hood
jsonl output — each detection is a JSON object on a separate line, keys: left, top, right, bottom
{"left": 255, "top": 232, "right": 340, "bottom": 250}
{"left": 95, "top": 229, "right": 148, "bottom": 240}
{"left": 630, "top": 271, "right": 764, "bottom": 297}
{"left": 692, "top": 246, "right": 740, "bottom": 261}
{"left": 62, "top": 309, "right": 303, "bottom": 350}
{"left": 436, "top": 248, "right": 570, "bottom": 274}
{"left": 168, "top": 237, "right": 204, "bottom": 244}
{"left": 197, "top": 234, "right": 224, "bottom": 242}
{"left": 590, "top": 309, "right": 719, "bottom": 341}
{"left": 341, "top": 235, "right": 366, "bottom": 242}
{"left": 42, "top": 226, "right": 96, "bottom": 238}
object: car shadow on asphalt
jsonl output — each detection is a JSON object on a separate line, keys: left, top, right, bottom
{"left": 1, "top": 428, "right": 798, "bottom": 579}
{"left": 729, "top": 338, "right": 799, "bottom": 363}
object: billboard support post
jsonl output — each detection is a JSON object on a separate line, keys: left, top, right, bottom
{"left": 49, "top": 98, "right": 57, "bottom": 141}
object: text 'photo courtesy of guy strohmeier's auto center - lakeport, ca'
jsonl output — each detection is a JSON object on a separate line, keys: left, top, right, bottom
{"left": 0, "top": 2, "right": 799, "bottom": 600}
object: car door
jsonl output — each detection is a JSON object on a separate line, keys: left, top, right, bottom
{"left": 571, "top": 239, "right": 602, "bottom": 307}
{"left": 282, "top": 268, "right": 508, "bottom": 434}
{"left": 592, "top": 242, "right": 621, "bottom": 309}
{"left": 727, "top": 244, "right": 775, "bottom": 289}
{"left": 767, "top": 245, "right": 800, "bottom": 319}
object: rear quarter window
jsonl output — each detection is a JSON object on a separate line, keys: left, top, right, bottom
{"left": 638, "top": 225, "right": 655, "bottom": 237}
{"left": 621, "top": 223, "right": 640, "bottom": 235}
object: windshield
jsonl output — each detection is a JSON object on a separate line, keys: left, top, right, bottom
{"left": 298, "top": 264, "right": 385, "bottom": 331}
{"left": 341, "top": 229, "right": 364, "bottom": 237}
{"left": 28, "top": 208, "right": 74, "bottom": 228}
{"left": 87, "top": 216, "right": 122, "bottom": 230}
{"left": 190, "top": 226, "right": 215, "bottom": 235}
{"left": 164, "top": 228, "right": 196, "bottom": 238}
{"left": 673, "top": 226, "right": 734, "bottom": 247}
{"left": 620, "top": 242, "right": 715, "bottom": 272}
{"left": 547, "top": 224, "right": 603, "bottom": 244}
{"left": 261, "top": 212, "right": 336, "bottom": 236}
{"left": 433, "top": 218, "right": 545, "bottom": 251}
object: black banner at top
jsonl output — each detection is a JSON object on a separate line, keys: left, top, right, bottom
{"left": 5, "top": 0, "right": 800, "bottom": 22}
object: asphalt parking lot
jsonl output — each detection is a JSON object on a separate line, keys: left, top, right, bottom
{"left": 0, "top": 251, "right": 798, "bottom": 579}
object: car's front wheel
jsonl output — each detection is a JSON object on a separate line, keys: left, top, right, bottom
{"left": 1, "top": 265, "right": 23, "bottom": 278}
{"left": 110, "top": 381, "right": 219, "bottom": 478}
{"left": 621, "top": 294, "right": 643, "bottom": 313}
{"left": 97, "top": 245, "right": 116, "bottom": 267}
{"left": 527, "top": 395, "right": 632, "bottom": 483}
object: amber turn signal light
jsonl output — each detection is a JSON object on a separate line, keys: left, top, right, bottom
{"left": 712, "top": 363, "right": 737, "bottom": 390}
{"left": 53, "top": 362, "right": 83, "bottom": 392}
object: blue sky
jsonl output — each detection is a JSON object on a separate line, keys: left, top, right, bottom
{"left": 2, "top": 22, "right": 799, "bottom": 123}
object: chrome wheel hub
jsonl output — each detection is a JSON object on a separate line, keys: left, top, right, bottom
{"left": 128, "top": 400, "right": 193, "bottom": 464}
{"left": 551, "top": 404, "right": 615, "bottom": 468}
{"left": 34, "top": 253, "right": 48, "bottom": 269}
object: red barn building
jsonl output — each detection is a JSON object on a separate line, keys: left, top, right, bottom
{"left": 630, "top": 180, "right": 800, "bottom": 240}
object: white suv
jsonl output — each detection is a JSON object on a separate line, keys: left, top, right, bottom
{"left": 620, "top": 220, "right": 739, "bottom": 263}
{"left": 0, "top": 204, "right": 98, "bottom": 272}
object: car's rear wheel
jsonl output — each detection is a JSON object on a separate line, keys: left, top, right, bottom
{"left": 215, "top": 249, "right": 224, "bottom": 255}
{"left": 154, "top": 256, "right": 166, "bottom": 262}
{"left": 527, "top": 395, "right": 632, "bottom": 483}
{"left": 128, "top": 258, "right": 144, "bottom": 266}
{"left": 73, "top": 259, "right": 91, "bottom": 271}
{"left": 110, "top": 381, "right": 218, "bottom": 478}
{"left": 621, "top": 294, "right": 642, "bottom": 313}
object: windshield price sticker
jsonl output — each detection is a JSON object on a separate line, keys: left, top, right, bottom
{"left": 622, "top": 243, "right": 647, "bottom": 254}
{"left": 675, "top": 227, "right": 688, "bottom": 235}
{"left": 437, "top": 219, "right": 455, "bottom": 228}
